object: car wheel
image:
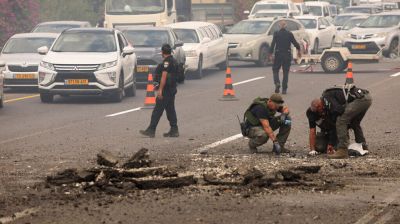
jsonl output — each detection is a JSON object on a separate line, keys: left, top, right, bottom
{"left": 217, "top": 51, "right": 228, "bottom": 70}
{"left": 256, "top": 45, "right": 269, "bottom": 67}
{"left": 111, "top": 75, "right": 124, "bottom": 102}
{"left": 312, "top": 39, "right": 319, "bottom": 54}
{"left": 193, "top": 55, "right": 203, "bottom": 79}
{"left": 389, "top": 39, "right": 399, "bottom": 59}
{"left": 125, "top": 83, "right": 136, "bottom": 97}
{"left": 321, "top": 52, "right": 346, "bottom": 73}
{"left": 40, "top": 93, "right": 54, "bottom": 103}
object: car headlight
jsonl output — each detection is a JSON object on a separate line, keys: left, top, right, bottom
{"left": 184, "top": 50, "right": 197, "bottom": 57}
{"left": 373, "top": 32, "right": 388, "bottom": 38}
{"left": 98, "top": 61, "right": 117, "bottom": 70}
{"left": 346, "top": 33, "right": 353, "bottom": 38}
{"left": 40, "top": 61, "right": 54, "bottom": 71}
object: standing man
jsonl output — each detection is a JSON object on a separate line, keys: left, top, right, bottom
{"left": 309, "top": 86, "right": 372, "bottom": 159}
{"left": 244, "top": 94, "right": 292, "bottom": 155}
{"left": 269, "top": 20, "right": 301, "bottom": 95}
{"left": 140, "top": 44, "right": 179, "bottom": 138}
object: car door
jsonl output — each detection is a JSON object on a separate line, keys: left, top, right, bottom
{"left": 117, "top": 33, "right": 133, "bottom": 86}
{"left": 317, "top": 18, "right": 328, "bottom": 48}
{"left": 210, "top": 25, "right": 227, "bottom": 66}
{"left": 203, "top": 26, "right": 218, "bottom": 68}
{"left": 198, "top": 27, "right": 210, "bottom": 67}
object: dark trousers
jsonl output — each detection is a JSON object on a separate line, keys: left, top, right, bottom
{"left": 336, "top": 94, "right": 372, "bottom": 149}
{"left": 149, "top": 96, "right": 178, "bottom": 130}
{"left": 272, "top": 52, "right": 292, "bottom": 90}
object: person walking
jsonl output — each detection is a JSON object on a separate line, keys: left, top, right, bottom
{"left": 269, "top": 20, "right": 301, "bottom": 95}
{"left": 140, "top": 44, "right": 179, "bottom": 138}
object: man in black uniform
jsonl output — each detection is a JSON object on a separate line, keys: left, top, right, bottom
{"left": 244, "top": 94, "right": 292, "bottom": 155}
{"left": 269, "top": 20, "right": 301, "bottom": 94}
{"left": 306, "top": 99, "right": 338, "bottom": 156}
{"left": 310, "top": 86, "right": 372, "bottom": 159}
{"left": 140, "top": 44, "right": 179, "bottom": 138}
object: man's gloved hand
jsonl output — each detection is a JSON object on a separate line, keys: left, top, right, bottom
{"left": 308, "top": 150, "right": 319, "bottom": 156}
{"left": 273, "top": 142, "right": 281, "bottom": 155}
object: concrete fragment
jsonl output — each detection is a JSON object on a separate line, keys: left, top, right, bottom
{"left": 243, "top": 167, "right": 264, "bottom": 185}
{"left": 129, "top": 175, "right": 196, "bottom": 189}
{"left": 203, "top": 174, "right": 242, "bottom": 186}
{"left": 122, "top": 148, "right": 151, "bottom": 168}
{"left": 97, "top": 150, "right": 119, "bottom": 167}
{"left": 294, "top": 165, "right": 321, "bottom": 174}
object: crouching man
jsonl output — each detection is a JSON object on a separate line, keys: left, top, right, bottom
{"left": 244, "top": 94, "right": 291, "bottom": 155}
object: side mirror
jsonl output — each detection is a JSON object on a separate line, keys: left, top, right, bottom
{"left": 122, "top": 46, "right": 134, "bottom": 57}
{"left": 319, "top": 25, "right": 327, "bottom": 30}
{"left": 174, "top": 40, "right": 184, "bottom": 48}
{"left": 202, "top": 37, "right": 211, "bottom": 44}
{"left": 243, "top": 10, "right": 250, "bottom": 15}
{"left": 38, "top": 46, "right": 49, "bottom": 55}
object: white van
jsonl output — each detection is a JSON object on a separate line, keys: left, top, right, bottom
{"left": 305, "top": 1, "right": 332, "bottom": 18}
{"left": 247, "top": 0, "right": 300, "bottom": 19}
{"left": 166, "top": 22, "right": 228, "bottom": 79}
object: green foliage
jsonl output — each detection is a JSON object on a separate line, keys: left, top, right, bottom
{"left": 39, "top": 0, "right": 105, "bottom": 26}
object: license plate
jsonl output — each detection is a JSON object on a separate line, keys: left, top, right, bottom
{"left": 15, "top": 74, "right": 35, "bottom": 79}
{"left": 65, "top": 79, "right": 89, "bottom": 85}
{"left": 137, "top": 66, "right": 149, "bottom": 73}
{"left": 352, "top": 44, "right": 366, "bottom": 50}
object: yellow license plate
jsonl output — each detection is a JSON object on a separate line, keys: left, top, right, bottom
{"left": 137, "top": 66, "right": 149, "bottom": 73}
{"left": 352, "top": 44, "right": 366, "bottom": 50}
{"left": 65, "top": 79, "right": 89, "bottom": 85}
{"left": 15, "top": 74, "right": 35, "bottom": 79}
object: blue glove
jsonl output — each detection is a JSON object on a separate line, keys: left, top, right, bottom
{"left": 283, "top": 119, "right": 292, "bottom": 126}
{"left": 273, "top": 142, "right": 281, "bottom": 155}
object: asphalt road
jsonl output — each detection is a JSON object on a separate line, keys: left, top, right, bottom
{"left": 0, "top": 60, "right": 400, "bottom": 223}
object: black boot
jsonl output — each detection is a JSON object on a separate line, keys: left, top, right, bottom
{"left": 282, "top": 89, "right": 287, "bottom": 95}
{"left": 139, "top": 128, "right": 155, "bottom": 138}
{"left": 275, "top": 84, "right": 280, "bottom": 94}
{"left": 163, "top": 127, "right": 179, "bottom": 137}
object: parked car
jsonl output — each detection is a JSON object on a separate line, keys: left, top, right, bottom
{"left": 121, "top": 26, "right": 185, "bottom": 84}
{"left": 38, "top": 28, "right": 136, "bottom": 103}
{"left": 296, "top": 16, "right": 337, "bottom": 53}
{"left": 343, "top": 6, "right": 382, "bottom": 14}
{"left": 295, "top": 3, "right": 310, "bottom": 15}
{"left": 342, "top": 11, "right": 400, "bottom": 58}
{"left": 32, "top": 21, "right": 91, "bottom": 33}
{"left": 224, "top": 18, "right": 309, "bottom": 66}
{"left": 305, "top": 2, "right": 332, "bottom": 18}
{"left": 166, "top": 21, "right": 228, "bottom": 79}
{"left": 0, "top": 61, "right": 4, "bottom": 108}
{"left": 254, "top": 10, "right": 293, "bottom": 18}
{"left": 333, "top": 13, "right": 368, "bottom": 29}
{"left": 334, "top": 16, "right": 369, "bottom": 47}
{"left": 0, "top": 33, "right": 58, "bottom": 88}
{"left": 247, "top": 0, "right": 300, "bottom": 19}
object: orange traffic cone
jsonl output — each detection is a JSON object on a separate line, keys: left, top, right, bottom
{"left": 345, "top": 61, "right": 354, "bottom": 85}
{"left": 220, "top": 67, "right": 238, "bottom": 101}
{"left": 143, "top": 73, "right": 156, "bottom": 109}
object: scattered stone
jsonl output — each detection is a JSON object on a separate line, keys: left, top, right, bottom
{"left": 123, "top": 148, "right": 151, "bottom": 168}
{"left": 130, "top": 175, "right": 196, "bottom": 190}
{"left": 330, "top": 162, "right": 348, "bottom": 169}
{"left": 97, "top": 150, "right": 119, "bottom": 167}
{"left": 294, "top": 165, "right": 321, "bottom": 174}
{"left": 243, "top": 167, "right": 264, "bottom": 185}
{"left": 276, "top": 170, "right": 301, "bottom": 182}
{"left": 203, "top": 174, "right": 241, "bottom": 186}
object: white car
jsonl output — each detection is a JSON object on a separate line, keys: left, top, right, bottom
{"left": 224, "top": 18, "right": 309, "bottom": 66}
{"left": 167, "top": 21, "right": 228, "bottom": 79}
{"left": 254, "top": 10, "right": 293, "bottom": 18}
{"left": 334, "top": 16, "right": 369, "bottom": 47}
{"left": 305, "top": 2, "right": 332, "bottom": 18}
{"left": 296, "top": 16, "right": 337, "bottom": 53}
{"left": 247, "top": 0, "right": 300, "bottom": 19}
{"left": 333, "top": 13, "right": 368, "bottom": 30}
{"left": 295, "top": 3, "right": 310, "bottom": 15}
{"left": 0, "top": 61, "right": 4, "bottom": 108}
{"left": 38, "top": 28, "right": 136, "bottom": 103}
{"left": 0, "top": 33, "right": 58, "bottom": 88}
{"left": 32, "top": 21, "right": 92, "bottom": 33}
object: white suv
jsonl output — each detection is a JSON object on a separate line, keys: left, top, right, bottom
{"left": 38, "top": 28, "right": 137, "bottom": 103}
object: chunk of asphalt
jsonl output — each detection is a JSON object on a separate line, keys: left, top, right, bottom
{"left": 97, "top": 150, "right": 119, "bottom": 167}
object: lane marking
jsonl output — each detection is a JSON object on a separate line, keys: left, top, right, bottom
{"left": 233, "top": 76, "right": 265, "bottom": 86}
{"left": 196, "top": 133, "right": 243, "bottom": 152}
{"left": 0, "top": 207, "right": 40, "bottom": 223}
{"left": 390, "top": 72, "right": 400, "bottom": 77}
{"left": 106, "top": 107, "right": 142, "bottom": 117}
{"left": 4, "top": 94, "right": 39, "bottom": 103}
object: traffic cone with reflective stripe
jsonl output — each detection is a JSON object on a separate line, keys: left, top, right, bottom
{"left": 220, "top": 67, "right": 238, "bottom": 101}
{"left": 345, "top": 61, "right": 354, "bottom": 85}
{"left": 143, "top": 73, "right": 156, "bottom": 109}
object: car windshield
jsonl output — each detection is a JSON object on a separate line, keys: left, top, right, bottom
{"left": 33, "top": 24, "right": 81, "bottom": 33}
{"left": 334, "top": 15, "right": 356, "bottom": 26}
{"left": 342, "top": 18, "right": 366, "bottom": 30}
{"left": 298, "top": 19, "right": 317, "bottom": 29}
{"left": 52, "top": 32, "right": 117, "bottom": 52}
{"left": 343, "top": 8, "right": 372, "bottom": 14}
{"left": 359, "top": 15, "right": 400, "bottom": 28}
{"left": 227, "top": 21, "right": 272, "bottom": 34}
{"left": 255, "top": 12, "right": 287, "bottom": 18}
{"left": 251, "top": 4, "right": 288, "bottom": 14}
{"left": 123, "top": 30, "right": 170, "bottom": 47}
{"left": 308, "top": 6, "right": 322, "bottom": 16}
{"left": 173, "top": 29, "right": 199, "bottom": 43}
{"left": 2, "top": 37, "right": 55, "bottom": 54}
{"left": 106, "top": 0, "right": 165, "bottom": 14}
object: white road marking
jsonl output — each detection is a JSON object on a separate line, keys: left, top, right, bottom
{"left": 106, "top": 107, "right": 142, "bottom": 117}
{"left": 233, "top": 76, "right": 265, "bottom": 86}
{"left": 196, "top": 133, "right": 243, "bottom": 153}
{"left": 390, "top": 72, "right": 400, "bottom": 77}
{"left": 0, "top": 207, "right": 40, "bottom": 223}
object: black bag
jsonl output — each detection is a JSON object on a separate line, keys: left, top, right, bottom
{"left": 237, "top": 115, "right": 249, "bottom": 137}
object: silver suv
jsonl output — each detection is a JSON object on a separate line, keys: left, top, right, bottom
{"left": 342, "top": 11, "right": 400, "bottom": 58}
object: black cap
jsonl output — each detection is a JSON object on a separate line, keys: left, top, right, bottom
{"left": 161, "top": 44, "right": 172, "bottom": 55}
